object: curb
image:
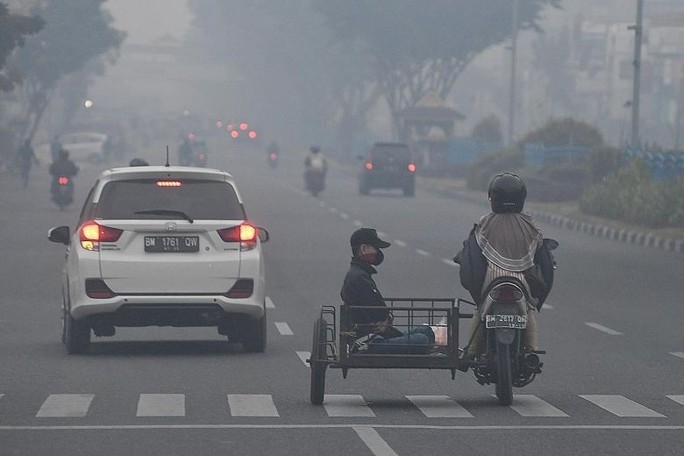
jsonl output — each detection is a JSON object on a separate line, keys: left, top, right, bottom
{"left": 420, "top": 182, "right": 684, "bottom": 255}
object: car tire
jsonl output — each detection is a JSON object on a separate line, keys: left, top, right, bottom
{"left": 64, "top": 307, "right": 90, "bottom": 354}
{"left": 242, "top": 313, "right": 267, "bottom": 353}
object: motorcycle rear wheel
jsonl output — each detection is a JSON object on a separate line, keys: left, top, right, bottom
{"left": 495, "top": 341, "right": 513, "bottom": 406}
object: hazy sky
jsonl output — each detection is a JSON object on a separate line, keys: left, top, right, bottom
{"left": 105, "top": 0, "right": 191, "bottom": 44}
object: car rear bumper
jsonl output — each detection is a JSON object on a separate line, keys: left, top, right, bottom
{"left": 70, "top": 294, "right": 265, "bottom": 324}
{"left": 361, "top": 171, "right": 414, "bottom": 188}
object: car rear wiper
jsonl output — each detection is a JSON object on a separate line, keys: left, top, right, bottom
{"left": 134, "top": 209, "right": 194, "bottom": 224}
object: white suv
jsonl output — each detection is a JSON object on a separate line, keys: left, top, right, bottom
{"left": 48, "top": 165, "right": 269, "bottom": 354}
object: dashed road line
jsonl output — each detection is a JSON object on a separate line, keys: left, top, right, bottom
{"left": 669, "top": 352, "right": 684, "bottom": 359}
{"left": 394, "top": 240, "right": 406, "bottom": 247}
{"left": 36, "top": 394, "right": 94, "bottom": 418}
{"left": 585, "top": 322, "right": 623, "bottom": 335}
{"left": 415, "top": 249, "right": 430, "bottom": 256}
{"left": 442, "top": 258, "right": 458, "bottom": 267}
{"left": 227, "top": 394, "right": 279, "bottom": 417}
{"left": 353, "top": 220, "right": 363, "bottom": 227}
{"left": 340, "top": 212, "right": 350, "bottom": 219}
{"left": 667, "top": 395, "right": 684, "bottom": 406}
{"left": 406, "top": 395, "right": 473, "bottom": 418}
{"left": 265, "top": 297, "right": 275, "bottom": 309}
{"left": 275, "top": 322, "right": 294, "bottom": 336}
{"left": 296, "top": 351, "right": 310, "bottom": 367}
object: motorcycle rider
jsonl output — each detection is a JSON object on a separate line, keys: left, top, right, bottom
{"left": 49, "top": 149, "right": 79, "bottom": 196}
{"left": 177, "top": 137, "right": 193, "bottom": 166}
{"left": 454, "top": 172, "right": 555, "bottom": 359}
{"left": 16, "top": 139, "right": 38, "bottom": 188}
{"left": 341, "top": 228, "right": 435, "bottom": 354}
{"left": 304, "top": 145, "right": 327, "bottom": 193}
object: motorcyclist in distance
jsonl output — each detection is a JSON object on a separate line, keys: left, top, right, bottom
{"left": 304, "top": 145, "right": 327, "bottom": 173}
{"left": 177, "top": 137, "right": 193, "bottom": 166}
{"left": 49, "top": 149, "right": 79, "bottom": 196}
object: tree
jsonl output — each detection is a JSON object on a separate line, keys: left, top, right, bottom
{"left": 472, "top": 115, "right": 503, "bottom": 143}
{"left": 314, "top": 0, "right": 560, "bottom": 136}
{"left": 9, "top": 0, "right": 124, "bottom": 140}
{"left": 0, "top": 2, "right": 43, "bottom": 91}
{"left": 520, "top": 117, "right": 604, "bottom": 148}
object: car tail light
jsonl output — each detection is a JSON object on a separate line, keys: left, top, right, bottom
{"left": 79, "top": 221, "right": 123, "bottom": 251}
{"left": 217, "top": 224, "right": 258, "bottom": 250}
{"left": 489, "top": 285, "right": 523, "bottom": 302}
{"left": 58, "top": 176, "right": 69, "bottom": 185}
{"left": 364, "top": 162, "right": 373, "bottom": 171}
{"left": 230, "top": 130, "right": 239, "bottom": 139}
{"left": 225, "top": 279, "right": 254, "bottom": 298}
{"left": 248, "top": 131, "right": 257, "bottom": 139}
{"left": 407, "top": 163, "right": 417, "bottom": 173}
{"left": 85, "top": 278, "right": 116, "bottom": 299}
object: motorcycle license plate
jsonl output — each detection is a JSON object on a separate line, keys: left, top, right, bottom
{"left": 486, "top": 314, "right": 527, "bottom": 329}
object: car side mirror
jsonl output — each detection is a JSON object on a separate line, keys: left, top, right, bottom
{"left": 48, "top": 226, "right": 70, "bottom": 245}
{"left": 258, "top": 227, "right": 270, "bottom": 243}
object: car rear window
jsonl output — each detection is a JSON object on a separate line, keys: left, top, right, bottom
{"left": 370, "top": 145, "right": 411, "bottom": 163}
{"left": 94, "top": 179, "right": 245, "bottom": 220}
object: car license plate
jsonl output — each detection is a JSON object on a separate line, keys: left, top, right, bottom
{"left": 144, "top": 236, "right": 199, "bottom": 253}
{"left": 485, "top": 314, "right": 527, "bottom": 329}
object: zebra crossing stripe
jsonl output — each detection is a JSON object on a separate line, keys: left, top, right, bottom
{"left": 36, "top": 394, "right": 94, "bottom": 418}
{"left": 508, "top": 395, "right": 569, "bottom": 417}
{"left": 406, "top": 395, "right": 473, "bottom": 418}
{"left": 324, "top": 395, "right": 375, "bottom": 417}
{"left": 227, "top": 394, "right": 279, "bottom": 417}
{"left": 667, "top": 395, "right": 684, "bottom": 406}
{"left": 580, "top": 395, "right": 665, "bottom": 417}
{"left": 136, "top": 394, "right": 185, "bottom": 417}
{"left": 353, "top": 426, "right": 399, "bottom": 456}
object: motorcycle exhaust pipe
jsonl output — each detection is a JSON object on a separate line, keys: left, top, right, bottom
{"left": 523, "top": 353, "right": 540, "bottom": 370}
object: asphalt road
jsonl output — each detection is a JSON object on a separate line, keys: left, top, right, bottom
{"left": 0, "top": 138, "right": 682, "bottom": 456}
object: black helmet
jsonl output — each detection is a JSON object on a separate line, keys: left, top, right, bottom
{"left": 310, "top": 145, "right": 320, "bottom": 154}
{"left": 488, "top": 172, "right": 526, "bottom": 213}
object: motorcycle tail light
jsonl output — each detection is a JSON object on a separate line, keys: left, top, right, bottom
{"left": 270, "top": 153, "right": 278, "bottom": 160}
{"left": 365, "top": 162, "right": 373, "bottom": 171}
{"left": 58, "top": 176, "right": 69, "bottom": 185}
{"left": 225, "top": 279, "right": 254, "bottom": 298}
{"left": 407, "top": 163, "right": 417, "bottom": 173}
{"left": 489, "top": 285, "right": 523, "bottom": 302}
{"left": 79, "top": 221, "right": 123, "bottom": 250}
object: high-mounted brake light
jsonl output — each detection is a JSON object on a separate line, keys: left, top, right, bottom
{"left": 364, "top": 162, "right": 373, "bottom": 171}
{"left": 79, "top": 221, "right": 122, "bottom": 250}
{"left": 407, "top": 163, "right": 417, "bottom": 173}
{"left": 156, "top": 180, "right": 182, "bottom": 187}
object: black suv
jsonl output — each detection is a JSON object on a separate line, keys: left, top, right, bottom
{"left": 359, "top": 142, "right": 416, "bottom": 197}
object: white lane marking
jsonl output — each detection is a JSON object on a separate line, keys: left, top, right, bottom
{"left": 318, "top": 201, "right": 326, "bottom": 207}
{"left": 36, "top": 394, "right": 94, "bottom": 418}
{"left": 415, "top": 249, "right": 430, "bottom": 256}
{"left": 136, "top": 394, "right": 185, "bottom": 417}
{"left": 667, "top": 395, "right": 684, "bottom": 406}
{"left": 329, "top": 207, "right": 338, "bottom": 214}
{"left": 543, "top": 304, "right": 554, "bottom": 309}
{"left": 340, "top": 212, "right": 350, "bottom": 220}
{"left": 353, "top": 220, "right": 363, "bottom": 227}
{"left": 508, "top": 395, "right": 568, "bottom": 417}
{"left": 377, "top": 231, "right": 388, "bottom": 238}
{"left": 296, "top": 351, "right": 310, "bottom": 367}
{"left": 3, "top": 424, "right": 684, "bottom": 431}
{"left": 406, "top": 395, "right": 473, "bottom": 418}
{"left": 265, "top": 297, "right": 275, "bottom": 309}
{"left": 670, "top": 352, "right": 684, "bottom": 359}
{"left": 394, "top": 240, "right": 406, "bottom": 247}
{"left": 227, "top": 394, "right": 279, "bottom": 417}
{"left": 584, "top": 322, "right": 623, "bottom": 335}
{"left": 353, "top": 426, "right": 399, "bottom": 456}
{"left": 442, "top": 258, "right": 458, "bottom": 267}
{"left": 323, "top": 394, "right": 375, "bottom": 417}
{"left": 275, "top": 322, "right": 294, "bottom": 336}
{"left": 580, "top": 395, "right": 665, "bottom": 417}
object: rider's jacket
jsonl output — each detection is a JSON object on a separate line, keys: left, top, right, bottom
{"left": 49, "top": 159, "right": 78, "bottom": 178}
{"left": 340, "top": 258, "right": 390, "bottom": 336}
{"left": 305, "top": 154, "right": 326, "bottom": 171}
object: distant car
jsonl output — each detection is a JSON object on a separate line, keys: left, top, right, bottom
{"left": 48, "top": 166, "right": 270, "bottom": 354}
{"left": 59, "top": 132, "right": 109, "bottom": 163}
{"left": 359, "top": 142, "right": 416, "bottom": 197}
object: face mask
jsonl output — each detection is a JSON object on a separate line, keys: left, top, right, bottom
{"left": 359, "top": 249, "right": 384, "bottom": 266}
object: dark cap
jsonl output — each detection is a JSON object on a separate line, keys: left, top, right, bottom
{"left": 350, "top": 228, "right": 391, "bottom": 249}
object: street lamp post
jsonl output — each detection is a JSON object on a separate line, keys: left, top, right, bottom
{"left": 628, "top": 0, "right": 644, "bottom": 148}
{"left": 508, "top": 0, "right": 520, "bottom": 148}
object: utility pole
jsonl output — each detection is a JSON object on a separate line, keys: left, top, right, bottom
{"left": 507, "top": 0, "right": 519, "bottom": 148}
{"left": 628, "top": 0, "right": 644, "bottom": 147}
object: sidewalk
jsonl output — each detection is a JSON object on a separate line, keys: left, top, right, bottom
{"left": 419, "top": 176, "right": 684, "bottom": 255}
